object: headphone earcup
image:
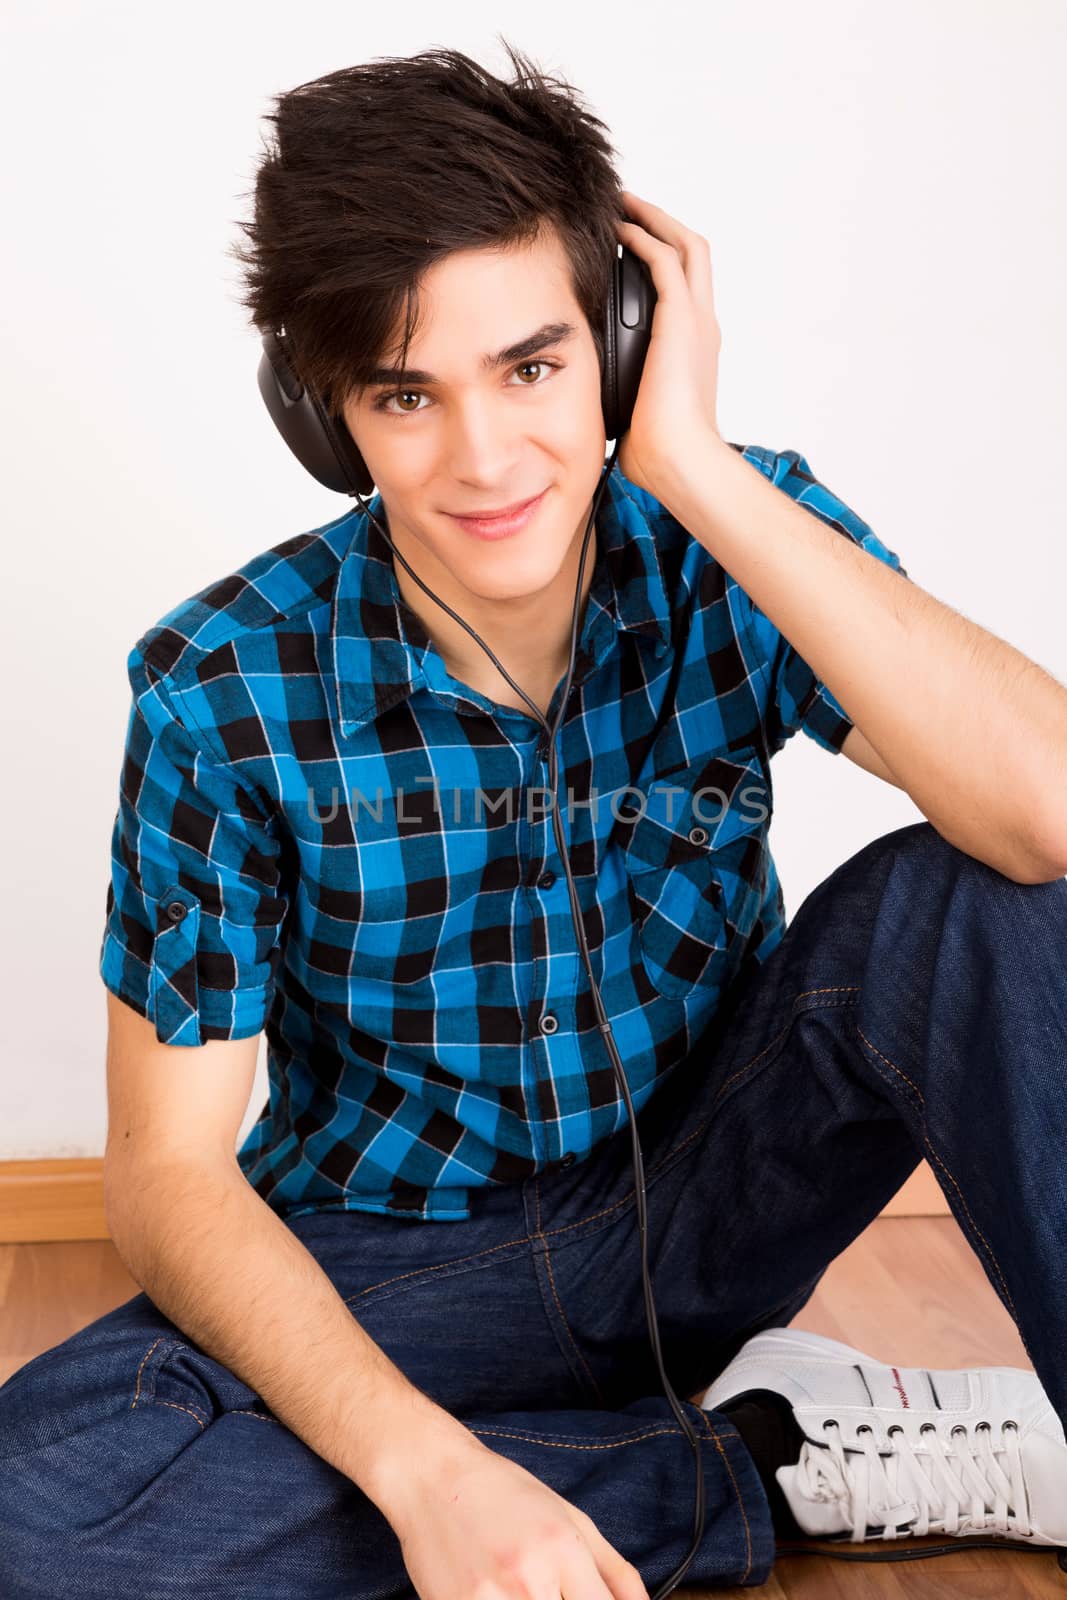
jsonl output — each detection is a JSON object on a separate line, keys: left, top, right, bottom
{"left": 602, "top": 243, "right": 655, "bottom": 445}
{"left": 257, "top": 330, "right": 375, "bottom": 497}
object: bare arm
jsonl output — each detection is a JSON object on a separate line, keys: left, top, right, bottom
{"left": 103, "top": 990, "right": 648, "bottom": 1598}
{"left": 102, "top": 990, "right": 473, "bottom": 1524}
{"left": 655, "top": 436, "right": 1067, "bottom": 883}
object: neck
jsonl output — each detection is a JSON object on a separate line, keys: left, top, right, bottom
{"left": 389, "top": 505, "right": 600, "bottom": 711}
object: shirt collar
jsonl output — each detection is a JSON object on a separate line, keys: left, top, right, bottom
{"left": 330, "top": 463, "right": 672, "bottom": 737}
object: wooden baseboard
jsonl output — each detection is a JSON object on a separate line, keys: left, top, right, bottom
{"left": 0, "top": 1156, "right": 949, "bottom": 1244}
{"left": 0, "top": 1159, "right": 110, "bottom": 1244}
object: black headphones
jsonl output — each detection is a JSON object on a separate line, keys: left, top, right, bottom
{"left": 256, "top": 243, "right": 656, "bottom": 495}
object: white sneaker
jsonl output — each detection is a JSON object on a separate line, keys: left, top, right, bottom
{"left": 701, "top": 1327, "right": 1067, "bottom": 1546}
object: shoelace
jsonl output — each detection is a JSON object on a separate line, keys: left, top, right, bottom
{"left": 794, "top": 1418, "right": 1029, "bottom": 1541}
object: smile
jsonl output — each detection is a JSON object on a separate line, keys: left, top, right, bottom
{"left": 445, "top": 488, "right": 549, "bottom": 540}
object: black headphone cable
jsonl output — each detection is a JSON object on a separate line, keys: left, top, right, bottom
{"left": 349, "top": 440, "right": 706, "bottom": 1597}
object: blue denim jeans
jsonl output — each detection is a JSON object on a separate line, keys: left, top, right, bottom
{"left": 3, "top": 821, "right": 1065, "bottom": 1597}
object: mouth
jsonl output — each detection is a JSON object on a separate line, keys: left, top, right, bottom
{"left": 445, "top": 488, "right": 550, "bottom": 541}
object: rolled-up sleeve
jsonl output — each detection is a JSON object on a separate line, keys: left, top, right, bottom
{"left": 99, "top": 641, "right": 288, "bottom": 1045}
{"left": 744, "top": 448, "right": 911, "bottom": 756}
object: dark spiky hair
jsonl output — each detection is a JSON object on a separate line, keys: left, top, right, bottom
{"left": 229, "top": 36, "right": 626, "bottom": 418}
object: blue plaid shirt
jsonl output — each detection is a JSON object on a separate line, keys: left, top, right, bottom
{"left": 100, "top": 443, "right": 908, "bottom": 1221}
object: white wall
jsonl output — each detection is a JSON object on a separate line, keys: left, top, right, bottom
{"left": 2, "top": 0, "right": 1063, "bottom": 1159}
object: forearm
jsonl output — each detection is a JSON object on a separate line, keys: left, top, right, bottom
{"left": 656, "top": 438, "right": 1067, "bottom": 881}
{"left": 104, "top": 1154, "right": 479, "bottom": 1523}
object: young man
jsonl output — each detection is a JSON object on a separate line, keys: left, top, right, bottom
{"left": 3, "top": 39, "right": 1067, "bottom": 1599}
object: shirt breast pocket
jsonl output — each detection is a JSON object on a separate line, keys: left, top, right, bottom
{"left": 617, "top": 748, "right": 771, "bottom": 1002}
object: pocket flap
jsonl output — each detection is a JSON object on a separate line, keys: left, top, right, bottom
{"left": 618, "top": 749, "right": 770, "bottom": 874}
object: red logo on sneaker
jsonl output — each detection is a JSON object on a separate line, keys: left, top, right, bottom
{"left": 891, "top": 1367, "right": 911, "bottom": 1407}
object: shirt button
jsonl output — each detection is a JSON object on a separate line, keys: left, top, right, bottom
{"left": 165, "top": 901, "right": 188, "bottom": 923}
{"left": 541, "top": 1012, "right": 559, "bottom": 1035}
{"left": 560, "top": 1152, "right": 576, "bottom": 1169}
{"left": 538, "top": 870, "right": 556, "bottom": 890}
{"left": 688, "top": 826, "right": 709, "bottom": 847}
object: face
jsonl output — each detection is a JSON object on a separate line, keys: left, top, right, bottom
{"left": 341, "top": 222, "right": 606, "bottom": 614}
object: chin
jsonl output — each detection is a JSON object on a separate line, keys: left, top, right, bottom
{"left": 458, "top": 541, "right": 572, "bottom": 601}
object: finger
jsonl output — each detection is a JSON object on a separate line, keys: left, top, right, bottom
{"left": 614, "top": 217, "right": 688, "bottom": 306}
{"left": 554, "top": 1549, "right": 618, "bottom": 1600}
{"left": 619, "top": 189, "right": 700, "bottom": 264}
{"left": 592, "top": 1544, "right": 649, "bottom": 1600}
{"left": 568, "top": 1514, "right": 650, "bottom": 1600}
{"left": 525, "top": 1542, "right": 612, "bottom": 1600}
{"left": 618, "top": 190, "right": 718, "bottom": 328}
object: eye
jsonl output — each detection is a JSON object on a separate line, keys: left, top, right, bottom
{"left": 371, "top": 359, "right": 560, "bottom": 416}
{"left": 511, "top": 359, "right": 556, "bottom": 386}
{"left": 373, "top": 388, "right": 426, "bottom": 416}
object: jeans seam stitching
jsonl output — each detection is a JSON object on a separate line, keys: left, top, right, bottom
{"left": 469, "top": 1427, "right": 675, "bottom": 1448}
{"left": 532, "top": 1175, "right": 607, "bottom": 1405}
{"left": 151, "top": 1397, "right": 208, "bottom": 1429}
{"left": 854, "top": 1021, "right": 925, "bottom": 1111}
{"left": 145, "top": 1340, "right": 266, "bottom": 1427}
{"left": 854, "top": 1021, "right": 1019, "bottom": 1321}
{"left": 919, "top": 1135, "right": 1019, "bottom": 1320}
{"left": 131, "top": 1335, "right": 177, "bottom": 1410}
{"left": 340, "top": 1235, "right": 532, "bottom": 1305}
{"left": 465, "top": 1423, "right": 734, "bottom": 1449}
{"left": 697, "top": 1407, "right": 754, "bottom": 1584}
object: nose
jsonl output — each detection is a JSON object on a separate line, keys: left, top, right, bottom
{"left": 444, "top": 392, "right": 522, "bottom": 486}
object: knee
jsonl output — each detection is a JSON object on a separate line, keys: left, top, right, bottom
{"left": 844, "top": 820, "right": 1064, "bottom": 901}
{"left": 907, "top": 825, "right": 1067, "bottom": 912}
{"left": 0, "top": 1295, "right": 172, "bottom": 1447}
{"left": 825, "top": 821, "right": 957, "bottom": 905}
{"left": 0, "top": 1324, "right": 133, "bottom": 1473}
{"left": 0, "top": 1329, "right": 195, "bottom": 1594}
{"left": 0, "top": 1354, "right": 104, "bottom": 1589}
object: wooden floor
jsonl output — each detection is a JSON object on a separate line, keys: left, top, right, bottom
{"left": 1, "top": 1214, "right": 1063, "bottom": 1596}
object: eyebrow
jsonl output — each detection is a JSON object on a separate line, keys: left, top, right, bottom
{"left": 364, "top": 321, "right": 579, "bottom": 388}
